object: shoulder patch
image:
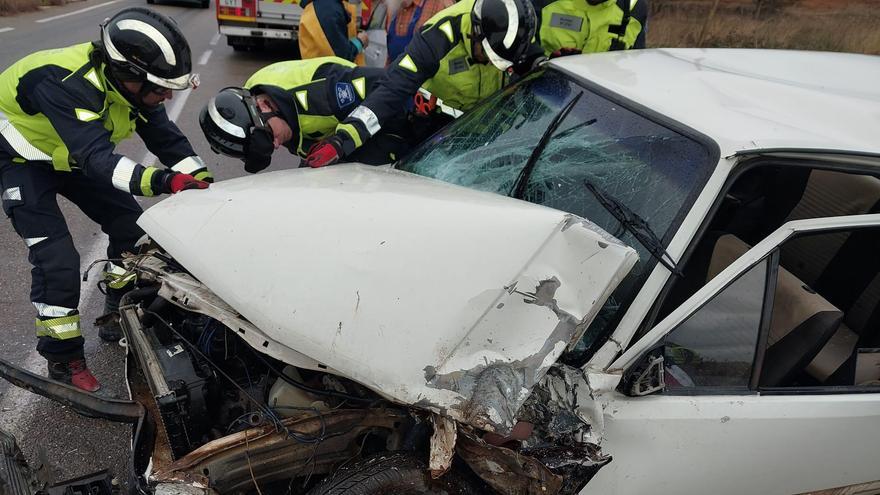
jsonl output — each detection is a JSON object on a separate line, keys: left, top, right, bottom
{"left": 335, "top": 82, "right": 356, "bottom": 108}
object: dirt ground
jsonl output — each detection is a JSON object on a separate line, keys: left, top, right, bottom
{"left": 648, "top": 0, "right": 880, "bottom": 55}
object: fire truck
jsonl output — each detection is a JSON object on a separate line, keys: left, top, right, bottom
{"left": 216, "top": 0, "right": 304, "bottom": 51}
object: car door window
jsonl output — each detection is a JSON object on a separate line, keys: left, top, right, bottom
{"left": 663, "top": 258, "right": 768, "bottom": 390}
{"left": 656, "top": 225, "right": 880, "bottom": 394}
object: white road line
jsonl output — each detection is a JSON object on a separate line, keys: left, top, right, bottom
{"left": 0, "top": 27, "right": 14, "bottom": 34}
{"left": 140, "top": 87, "right": 194, "bottom": 166}
{"left": 35, "top": 0, "right": 121, "bottom": 23}
{"left": 209, "top": 33, "right": 221, "bottom": 46}
{"left": 198, "top": 50, "right": 213, "bottom": 66}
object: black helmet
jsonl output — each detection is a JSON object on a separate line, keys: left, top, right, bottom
{"left": 199, "top": 87, "right": 275, "bottom": 173}
{"left": 472, "top": 0, "right": 536, "bottom": 71}
{"left": 101, "top": 7, "right": 197, "bottom": 90}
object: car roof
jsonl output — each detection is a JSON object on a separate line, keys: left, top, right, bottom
{"left": 550, "top": 49, "right": 880, "bottom": 159}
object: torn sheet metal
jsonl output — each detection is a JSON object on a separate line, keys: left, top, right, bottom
{"left": 429, "top": 414, "right": 457, "bottom": 478}
{"left": 137, "top": 165, "right": 637, "bottom": 434}
{"left": 153, "top": 409, "right": 408, "bottom": 493}
{"left": 456, "top": 428, "right": 562, "bottom": 495}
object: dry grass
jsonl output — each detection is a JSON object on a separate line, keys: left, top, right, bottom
{"left": 648, "top": 0, "right": 880, "bottom": 55}
{"left": 0, "top": 0, "right": 66, "bottom": 16}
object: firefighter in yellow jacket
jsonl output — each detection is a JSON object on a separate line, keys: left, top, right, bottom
{"left": 0, "top": 8, "right": 210, "bottom": 393}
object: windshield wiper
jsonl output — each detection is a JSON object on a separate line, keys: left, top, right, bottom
{"left": 583, "top": 180, "right": 683, "bottom": 277}
{"left": 511, "top": 91, "right": 584, "bottom": 199}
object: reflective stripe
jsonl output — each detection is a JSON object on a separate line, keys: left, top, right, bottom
{"left": 438, "top": 21, "right": 454, "bottom": 43}
{"left": 104, "top": 262, "right": 135, "bottom": 289}
{"left": 171, "top": 156, "right": 207, "bottom": 175}
{"left": 481, "top": 39, "right": 513, "bottom": 71}
{"left": 84, "top": 68, "right": 103, "bottom": 91}
{"left": 33, "top": 302, "right": 77, "bottom": 318}
{"left": 501, "top": 0, "right": 519, "bottom": 49}
{"left": 295, "top": 90, "right": 309, "bottom": 111}
{"left": 2, "top": 187, "right": 21, "bottom": 201}
{"left": 24, "top": 236, "right": 48, "bottom": 247}
{"left": 399, "top": 54, "right": 418, "bottom": 73}
{"left": 75, "top": 108, "right": 101, "bottom": 122}
{"left": 336, "top": 123, "right": 363, "bottom": 148}
{"left": 348, "top": 106, "right": 381, "bottom": 136}
{"left": 35, "top": 314, "right": 81, "bottom": 340}
{"left": 116, "top": 19, "right": 177, "bottom": 66}
{"left": 111, "top": 156, "right": 138, "bottom": 192}
{"left": 207, "top": 97, "right": 246, "bottom": 138}
{"left": 352, "top": 77, "right": 366, "bottom": 99}
{"left": 140, "top": 166, "right": 157, "bottom": 197}
{"left": 0, "top": 119, "right": 52, "bottom": 161}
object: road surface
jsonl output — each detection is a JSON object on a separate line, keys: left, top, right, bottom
{"left": 0, "top": 0, "right": 300, "bottom": 485}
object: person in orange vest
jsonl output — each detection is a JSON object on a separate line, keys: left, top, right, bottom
{"left": 386, "top": 0, "right": 454, "bottom": 63}
{"left": 299, "top": 0, "right": 369, "bottom": 65}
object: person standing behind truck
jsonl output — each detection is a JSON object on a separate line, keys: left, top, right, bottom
{"left": 386, "top": 0, "right": 454, "bottom": 63}
{"left": 299, "top": 0, "right": 370, "bottom": 65}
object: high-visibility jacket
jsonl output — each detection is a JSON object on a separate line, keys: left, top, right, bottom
{"left": 0, "top": 42, "right": 204, "bottom": 196}
{"left": 533, "top": 0, "right": 646, "bottom": 55}
{"left": 299, "top": 0, "right": 366, "bottom": 65}
{"left": 244, "top": 57, "right": 383, "bottom": 156}
{"left": 333, "top": 0, "right": 506, "bottom": 155}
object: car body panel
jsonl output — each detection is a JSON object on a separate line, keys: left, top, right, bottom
{"left": 551, "top": 49, "right": 880, "bottom": 158}
{"left": 137, "top": 165, "right": 638, "bottom": 434}
{"left": 579, "top": 215, "right": 880, "bottom": 495}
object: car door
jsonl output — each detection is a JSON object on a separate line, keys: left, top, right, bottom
{"left": 581, "top": 214, "right": 880, "bottom": 495}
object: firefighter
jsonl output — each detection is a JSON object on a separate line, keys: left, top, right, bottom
{"left": 299, "top": 0, "right": 370, "bottom": 65}
{"left": 303, "top": 0, "right": 539, "bottom": 168}
{"left": 0, "top": 7, "right": 211, "bottom": 393}
{"left": 199, "top": 57, "right": 410, "bottom": 172}
{"left": 532, "top": 0, "right": 647, "bottom": 57}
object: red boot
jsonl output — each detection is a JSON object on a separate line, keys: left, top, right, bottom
{"left": 47, "top": 358, "right": 101, "bottom": 393}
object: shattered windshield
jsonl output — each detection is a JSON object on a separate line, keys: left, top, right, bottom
{"left": 397, "top": 70, "right": 714, "bottom": 364}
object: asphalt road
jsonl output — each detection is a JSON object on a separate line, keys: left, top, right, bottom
{"left": 0, "top": 0, "right": 301, "bottom": 485}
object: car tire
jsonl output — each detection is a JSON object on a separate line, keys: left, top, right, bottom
{"left": 200, "top": 0, "right": 209, "bottom": 8}
{"left": 146, "top": 0, "right": 155, "bottom": 4}
{"left": 306, "top": 452, "right": 484, "bottom": 495}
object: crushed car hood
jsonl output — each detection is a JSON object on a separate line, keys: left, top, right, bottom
{"left": 138, "top": 165, "right": 637, "bottom": 433}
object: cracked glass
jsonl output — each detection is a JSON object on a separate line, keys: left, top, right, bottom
{"left": 397, "top": 70, "right": 714, "bottom": 363}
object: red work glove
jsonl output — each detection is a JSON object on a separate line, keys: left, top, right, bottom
{"left": 550, "top": 47, "right": 581, "bottom": 59}
{"left": 162, "top": 172, "right": 210, "bottom": 194}
{"left": 305, "top": 137, "right": 343, "bottom": 168}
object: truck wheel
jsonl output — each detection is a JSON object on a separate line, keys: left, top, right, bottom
{"left": 307, "top": 452, "right": 484, "bottom": 495}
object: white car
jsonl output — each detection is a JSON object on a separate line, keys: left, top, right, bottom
{"left": 3, "top": 49, "right": 879, "bottom": 495}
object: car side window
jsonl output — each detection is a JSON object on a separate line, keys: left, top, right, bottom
{"left": 661, "top": 226, "right": 880, "bottom": 393}
{"left": 663, "top": 258, "right": 768, "bottom": 390}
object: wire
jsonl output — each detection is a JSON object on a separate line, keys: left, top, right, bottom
{"left": 145, "top": 310, "right": 325, "bottom": 444}
{"left": 249, "top": 348, "right": 375, "bottom": 404}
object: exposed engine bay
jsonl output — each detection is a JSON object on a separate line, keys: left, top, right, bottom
{"left": 116, "top": 248, "right": 611, "bottom": 494}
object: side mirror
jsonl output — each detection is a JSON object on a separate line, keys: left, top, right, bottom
{"left": 626, "top": 352, "right": 665, "bottom": 397}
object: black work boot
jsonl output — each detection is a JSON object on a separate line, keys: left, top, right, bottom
{"left": 98, "top": 289, "right": 124, "bottom": 342}
{"left": 47, "top": 358, "right": 101, "bottom": 393}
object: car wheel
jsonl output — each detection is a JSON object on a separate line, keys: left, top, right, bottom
{"left": 146, "top": 0, "right": 155, "bottom": 4}
{"left": 306, "top": 452, "right": 484, "bottom": 495}
{"left": 200, "top": 0, "right": 209, "bottom": 8}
